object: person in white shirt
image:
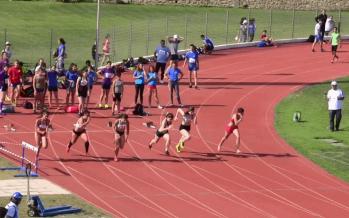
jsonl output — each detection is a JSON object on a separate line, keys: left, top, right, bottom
{"left": 312, "top": 21, "right": 323, "bottom": 52}
{"left": 327, "top": 81, "right": 344, "bottom": 131}
{"left": 5, "top": 192, "right": 22, "bottom": 218}
{"left": 325, "top": 16, "right": 335, "bottom": 35}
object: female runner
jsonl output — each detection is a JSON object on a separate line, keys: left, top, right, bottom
{"left": 76, "top": 71, "right": 89, "bottom": 115}
{"left": 148, "top": 112, "right": 174, "bottom": 155}
{"left": 110, "top": 113, "right": 129, "bottom": 161}
{"left": 35, "top": 111, "right": 51, "bottom": 158}
{"left": 66, "top": 110, "right": 91, "bottom": 155}
{"left": 174, "top": 106, "right": 197, "bottom": 152}
{"left": 217, "top": 107, "right": 244, "bottom": 153}
{"left": 217, "top": 107, "right": 245, "bottom": 153}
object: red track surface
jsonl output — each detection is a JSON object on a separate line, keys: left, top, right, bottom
{"left": 1, "top": 43, "right": 349, "bottom": 217}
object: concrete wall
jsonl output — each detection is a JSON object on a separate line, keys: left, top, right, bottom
{"left": 127, "top": 0, "right": 349, "bottom": 10}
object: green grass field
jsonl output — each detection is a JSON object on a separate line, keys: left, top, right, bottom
{"left": 0, "top": 1, "right": 349, "bottom": 66}
{"left": 275, "top": 77, "right": 349, "bottom": 182}
{"left": 0, "top": 158, "right": 110, "bottom": 217}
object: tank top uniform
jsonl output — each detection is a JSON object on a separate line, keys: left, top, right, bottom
{"left": 225, "top": 116, "right": 239, "bottom": 135}
{"left": 35, "top": 73, "right": 46, "bottom": 93}
{"left": 179, "top": 113, "right": 194, "bottom": 132}
{"left": 78, "top": 77, "right": 88, "bottom": 98}
{"left": 156, "top": 120, "right": 171, "bottom": 138}
{"left": 73, "top": 118, "right": 87, "bottom": 137}
{"left": 114, "top": 120, "right": 127, "bottom": 136}
{"left": 37, "top": 119, "right": 49, "bottom": 136}
{"left": 113, "top": 80, "right": 123, "bottom": 102}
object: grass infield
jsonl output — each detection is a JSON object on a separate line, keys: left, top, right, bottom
{"left": 275, "top": 77, "right": 349, "bottom": 182}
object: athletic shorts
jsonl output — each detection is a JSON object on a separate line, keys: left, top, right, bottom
{"left": 148, "top": 85, "right": 157, "bottom": 90}
{"left": 188, "top": 63, "right": 198, "bottom": 72}
{"left": 225, "top": 125, "right": 238, "bottom": 135}
{"left": 36, "top": 88, "right": 45, "bottom": 93}
{"left": 0, "top": 84, "right": 8, "bottom": 92}
{"left": 11, "top": 83, "right": 21, "bottom": 89}
{"left": 332, "top": 45, "right": 338, "bottom": 52}
{"left": 170, "top": 54, "right": 179, "bottom": 61}
{"left": 314, "top": 34, "right": 322, "bottom": 42}
{"left": 48, "top": 86, "right": 58, "bottom": 92}
{"left": 73, "top": 129, "right": 86, "bottom": 137}
{"left": 179, "top": 124, "right": 191, "bottom": 132}
{"left": 102, "top": 82, "right": 111, "bottom": 90}
{"left": 113, "top": 93, "right": 122, "bottom": 102}
{"left": 156, "top": 130, "right": 168, "bottom": 138}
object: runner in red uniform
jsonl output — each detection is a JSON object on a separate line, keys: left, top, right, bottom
{"left": 217, "top": 107, "right": 244, "bottom": 153}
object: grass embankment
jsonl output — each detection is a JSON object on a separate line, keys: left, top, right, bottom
{"left": 276, "top": 77, "right": 349, "bottom": 182}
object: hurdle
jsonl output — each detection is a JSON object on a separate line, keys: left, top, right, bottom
{"left": 0, "top": 141, "right": 40, "bottom": 177}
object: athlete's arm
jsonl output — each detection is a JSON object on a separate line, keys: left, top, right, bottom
{"left": 175, "top": 108, "right": 184, "bottom": 120}
{"left": 75, "top": 77, "right": 81, "bottom": 95}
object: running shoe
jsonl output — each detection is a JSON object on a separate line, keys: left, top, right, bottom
{"left": 179, "top": 141, "right": 185, "bottom": 150}
{"left": 175, "top": 143, "right": 181, "bottom": 153}
{"left": 165, "top": 150, "right": 170, "bottom": 156}
{"left": 148, "top": 144, "right": 152, "bottom": 150}
{"left": 157, "top": 105, "right": 163, "bottom": 109}
{"left": 236, "top": 149, "right": 241, "bottom": 154}
{"left": 104, "top": 104, "right": 109, "bottom": 109}
{"left": 98, "top": 103, "right": 103, "bottom": 108}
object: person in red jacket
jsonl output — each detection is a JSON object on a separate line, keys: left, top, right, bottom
{"left": 8, "top": 60, "right": 23, "bottom": 106}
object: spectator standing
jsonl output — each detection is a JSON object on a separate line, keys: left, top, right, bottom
{"left": 315, "top": 10, "right": 327, "bottom": 52}
{"left": 2, "top": 41, "right": 12, "bottom": 62}
{"left": 0, "top": 64, "right": 9, "bottom": 115}
{"left": 133, "top": 63, "right": 146, "bottom": 106}
{"left": 183, "top": 44, "right": 200, "bottom": 89}
{"left": 327, "top": 81, "right": 344, "bottom": 131}
{"left": 101, "top": 34, "right": 111, "bottom": 66}
{"left": 200, "top": 34, "right": 214, "bottom": 54}
{"left": 8, "top": 60, "right": 23, "bottom": 106}
{"left": 33, "top": 67, "right": 48, "bottom": 113}
{"left": 55, "top": 38, "right": 66, "bottom": 74}
{"left": 98, "top": 61, "right": 115, "bottom": 108}
{"left": 312, "top": 21, "right": 322, "bottom": 52}
{"left": 65, "top": 63, "right": 79, "bottom": 106}
{"left": 154, "top": 40, "right": 171, "bottom": 83}
{"left": 330, "top": 27, "right": 340, "bottom": 63}
{"left": 4, "top": 192, "right": 22, "bottom": 218}
{"left": 325, "top": 16, "right": 335, "bottom": 35}
{"left": 47, "top": 65, "right": 59, "bottom": 108}
{"left": 86, "top": 64, "right": 97, "bottom": 106}
{"left": 0, "top": 51, "right": 9, "bottom": 71}
{"left": 91, "top": 41, "right": 97, "bottom": 62}
{"left": 165, "top": 61, "right": 183, "bottom": 107}
{"left": 167, "top": 34, "right": 184, "bottom": 65}
{"left": 239, "top": 19, "right": 248, "bottom": 43}
{"left": 248, "top": 18, "right": 257, "bottom": 42}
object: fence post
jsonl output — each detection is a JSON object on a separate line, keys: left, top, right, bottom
{"left": 165, "top": 16, "right": 169, "bottom": 36}
{"left": 225, "top": 10, "right": 229, "bottom": 44}
{"left": 291, "top": 7, "right": 296, "bottom": 39}
{"left": 146, "top": 20, "right": 150, "bottom": 56}
{"left": 4, "top": 28, "right": 7, "bottom": 45}
{"left": 205, "top": 11, "right": 208, "bottom": 35}
{"left": 184, "top": 15, "right": 188, "bottom": 48}
{"left": 49, "top": 29, "right": 53, "bottom": 67}
{"left": 128, "top": 22, "right": 133, "bottom": 57}
{"left": 113, "top": 26, "right": 116, "bottom": 62}
{"left": 338, "top": 9, "right": 342, "bottom": 33}
{"left": 269, "top": 8, "right": 273, "bottom": 37}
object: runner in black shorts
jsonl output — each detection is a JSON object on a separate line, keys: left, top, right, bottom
{"left": 66, "top": 110, "right": 91, "bottom": 155}
{"left": 175, "top": 107, "right": 197, "bottom": 152}
{"left": 148, "top": 113, "right": 174, "bottom": 155}
{"left": 109, "top": 113, "right": 129, "bottom": 161}
{"left": 0, "top": 64, "right": 9, "bottom": 115}
{"left": 112, "top": 72, "right": 123, "bottom": 115}
{"left": 76, "top": 71, "right": 89, "bottom": 115}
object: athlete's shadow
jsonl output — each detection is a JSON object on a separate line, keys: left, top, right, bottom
{"left": 188, "top": 151, "right": 296, "bottom": 159}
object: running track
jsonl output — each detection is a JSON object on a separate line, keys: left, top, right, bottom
{"left": 1, "top": 43, "right": 349, "bottom": 217}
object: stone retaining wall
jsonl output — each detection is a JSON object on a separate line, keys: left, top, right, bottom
{"left": 126, "top": 0, "right": 349, "bottom": 10}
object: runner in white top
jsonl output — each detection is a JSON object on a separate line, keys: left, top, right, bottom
{"left": 312, "top": 21, "right": 323, "bottom": 52}
{"left": 327, "top": 81, "right": 344, "bottom": 131}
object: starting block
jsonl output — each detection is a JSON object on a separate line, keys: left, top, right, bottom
{"left": 0, "top": 141, "right": 40, "bottom": 177}
{"left": 28, "top": 196, "right": 81, "bottom": 217}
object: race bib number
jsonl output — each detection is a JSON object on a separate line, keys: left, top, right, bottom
{"left": 189, "top": 58, "right": 196, "bottom": 64}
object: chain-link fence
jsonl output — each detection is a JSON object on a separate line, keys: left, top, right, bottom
{"left": 1, "top": 8, "right": 348, "bottom": 67}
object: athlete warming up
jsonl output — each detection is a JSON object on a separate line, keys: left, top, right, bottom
{"left": 35, "top": 111, "right": 51, "bottom": 159}
{"left": 148, "top": 112, "right": 174, "bottom": 155}
{"left": 217, "top": 107, "right": 244, "bottom": 153}
{"left": 109, "top": 113, "right": 129, "bottom": 162}
{"left": 66, "top": 110, "right": 91, "bottom": 155}
{"left": 175, "top": 107, "right": 197, "bottom": 152}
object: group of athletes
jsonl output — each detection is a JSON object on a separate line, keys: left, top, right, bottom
{"left": 0, "top": 35, "right": 244, "bottom": 162}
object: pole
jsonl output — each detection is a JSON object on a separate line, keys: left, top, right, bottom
{"left": 113, "top": 26, "right": 116, "bottom": 62}
{"left": 49, "top": 29, "right": 53, "bottom": 67}
{"left": 247, "top": 7, "right": 251, "bottom": 42}
{"left": 205, "top": 11, "right": 208, "bottom": 35}
{"left": 269, "top": 8, "right": 273, "bottom": 37}
{"left": 4, "top": 28, "right": 7, "bottom": 46}
{"left": 291, "top": 8, "right": 295, "bottom": 39}
{"left": 146, "top": 20, "right": 150, "bottom": 56}
{"left": 128, "top": 22, "right": 133, "bottom": 57}
{"left": 95, "top": 0, "right": 100, "bottom": 69}
{"left": 184, "top": 15, "right": 188, "bottom": 48}
{"left": 338, "top": 9, "right": 342, "bottom": 33}
{"left": 225, "top": 10, "right": 229, "bottom": 44}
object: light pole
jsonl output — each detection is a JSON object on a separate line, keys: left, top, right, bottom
{"left": 95, "top": 0, "right": 100, "bottom": 69}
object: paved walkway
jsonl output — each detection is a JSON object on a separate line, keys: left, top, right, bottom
{"left": 0, "top": 179, "right": 71, "bottom": 197}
